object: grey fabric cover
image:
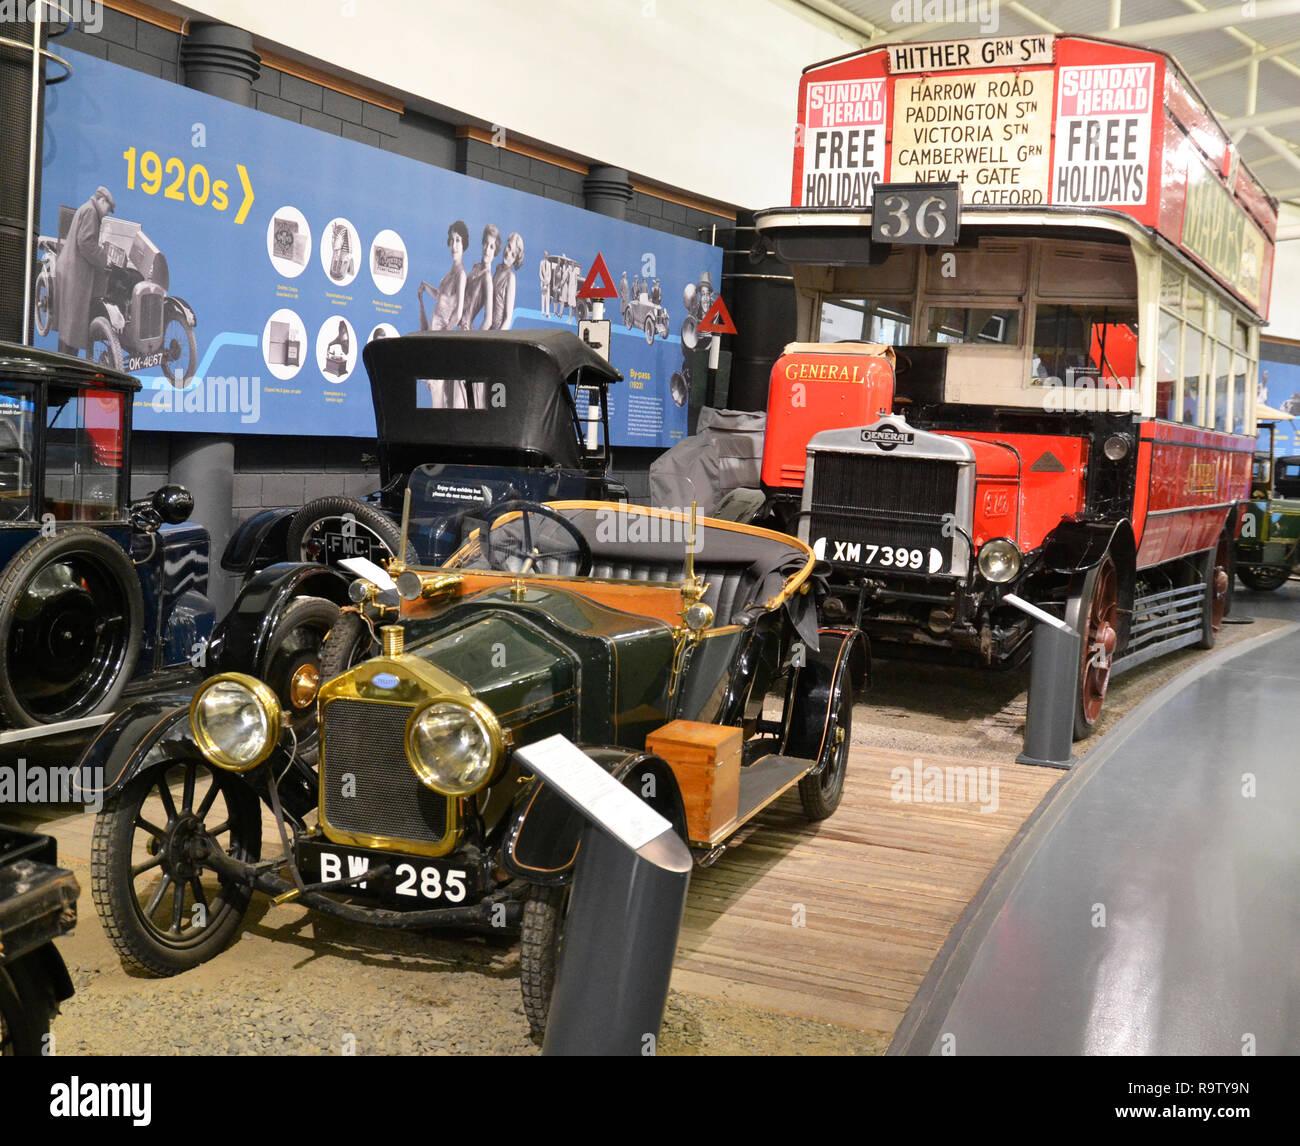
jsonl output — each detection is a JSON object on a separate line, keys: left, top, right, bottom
{"left": 648, "top": 408, "right": 766, "bottom": 516}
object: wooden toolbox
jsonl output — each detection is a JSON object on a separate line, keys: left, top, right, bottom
{"left": 646, "top": 720, "right": 741, "bottom": 845}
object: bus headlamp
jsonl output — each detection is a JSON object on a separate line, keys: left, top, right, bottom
{"left": 189, "top": 673, "right": 282, "bottom": 771}
{"left": 405, "top": 698, "right": 503, "bottom": 796}
{"left": 977, "top": 538, "right": 1022, "bottom": 584}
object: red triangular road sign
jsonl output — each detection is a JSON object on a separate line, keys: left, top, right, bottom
{"left": 697, "top": 294, "right": 737, "bottom": 335}
{"left": 577, "top": 252, "right": 619, "bottom": 299}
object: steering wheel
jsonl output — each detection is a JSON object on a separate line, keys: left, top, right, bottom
{"left": 481, "top": 501, "right": 592, "bottom": 577}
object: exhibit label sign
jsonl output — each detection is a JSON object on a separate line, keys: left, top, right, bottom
{"left": 35, "top": 50, "right": 719, "bottom": 445}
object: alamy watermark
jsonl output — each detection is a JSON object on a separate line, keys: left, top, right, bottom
{"left": 0, "top": 760, "right": 103, "bottom": 812}
{"left": 149, "top": 375, "right": 261, "bottom": 424}
{"left": 890, "top": 0, "right": 999, "bottom": 34}
{"left": 1, "top": 0, "right": 104, "bottom": 34}
{"left": 595, "top": 505, "right": 703, "bottom": 551}
{"left": 891, "top": 757, "right": 999, "bottom": 814}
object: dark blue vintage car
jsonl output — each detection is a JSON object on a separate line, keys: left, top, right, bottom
{"left": 220, "top": 331, "right": 627, "bottom": 578}
{"left": 0, "top": 343, "right": 339, "bottom": 766}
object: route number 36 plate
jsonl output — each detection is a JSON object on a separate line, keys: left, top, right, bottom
{"left": 871, "top": 182, "right": 961, "bottom": 246}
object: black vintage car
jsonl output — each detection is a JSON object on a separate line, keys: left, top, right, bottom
{"left": 0, "top": 826, "right": 79, "bottom": 1054}
{"left": 0, "top": 343, "right": 338, "bottom": 766}
{"left": 84, "top": 501, "right": 865, "bottom": 1037}
{"left": 222, "top": 331, "right": 627, "bottom": 578}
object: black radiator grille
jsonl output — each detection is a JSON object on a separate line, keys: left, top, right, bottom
{"left": 321, "top": 698, "right": 449, "bottom": 844}
{"left": 135, "top": 286, "right": 164, "bottom": 341}
{"left": 809, "top": 451, "right": 960, "bottom": 560}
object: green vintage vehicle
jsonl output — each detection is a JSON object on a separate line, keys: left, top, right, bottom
{"left": 1235, "top": 421, "right": 1300, "bottom": 592}
{"left": 81, "top": 499, "right": 865, "bottom": 1036}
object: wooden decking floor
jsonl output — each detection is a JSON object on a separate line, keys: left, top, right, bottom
{"left": 670, "top": 744, "right": 1061, "bottom": 1035}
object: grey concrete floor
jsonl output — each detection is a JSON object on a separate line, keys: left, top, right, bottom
{"left": 892, "top": 577, "right": 1300, "bottom": 1055}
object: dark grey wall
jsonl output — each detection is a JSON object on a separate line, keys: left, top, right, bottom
{"left": 62, "top": 9, "right": 729, "bottom": 520}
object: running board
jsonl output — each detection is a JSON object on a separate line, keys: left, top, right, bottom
{"left": 693, "top": 754, "right": 810, "bottom": 849}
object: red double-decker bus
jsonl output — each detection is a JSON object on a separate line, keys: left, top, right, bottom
{"left": 753, "top": 33, "right": 1276, "bottom": 737}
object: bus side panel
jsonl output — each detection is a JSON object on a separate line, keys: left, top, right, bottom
{"left": 1131, "top": 435, "right": 1154, "bottom": 553}
{"left": 1135, "top": 423, "right": 1251, "bottom": 568}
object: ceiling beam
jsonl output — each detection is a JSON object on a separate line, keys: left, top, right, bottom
{"left": 1253, "top": 128, "right": 1300, "bottom": 178}
{"left": 1226, "top": 107, "right": 1300, "bottom": 131}
{"left": 1098, "top": 1, "right": 1300, "bottom": 43}
{"left": 1006, "top": 2, "right": 1063, "bottom": 34}
{"left": 1173, "top": 0, "right": 1300, "bottom": 87}
{"left": 790, "top": 0, "right": 878, "bottom": 42}
{"left": 1191, "top": 37, "right": 1300, "bottom": 82}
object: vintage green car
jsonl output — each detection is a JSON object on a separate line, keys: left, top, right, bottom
{"left": 1236, "top": 422, "right": 1300, "bottom": 592}
{"left": 81, "top": 500, "right": 865, "bottom": 1036}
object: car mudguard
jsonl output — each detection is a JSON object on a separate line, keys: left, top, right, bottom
{"left": 1042, "top": 517, "right": 1135, "bottom": 577}
{"left": 206, "top": 561, "right": 350, "bottom": 675}
{"left": 78, "top": 693, "right": 315, "bottom": 818}
{"left": 502, "top": 748, "right": 687, "bottom": 886}
{"left": 221, "top": 507, "right": 296, "bottom": 574}
{"left": 163, "top": 295, "right": 196, "bottom": 328}
{"left": 785, "top": 627, "right": 867, "bottom": 766}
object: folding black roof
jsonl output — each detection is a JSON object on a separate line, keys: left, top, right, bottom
{"left": 362, "top": 331, "right": 620, "bottom": 469}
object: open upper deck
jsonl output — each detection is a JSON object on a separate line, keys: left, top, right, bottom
{"left": 787, "top": 33, "right": 1278, "bottom": 320}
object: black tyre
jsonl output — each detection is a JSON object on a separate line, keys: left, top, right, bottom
{"left": 0, "top": 958, "right": 59, "bottom": 1056}
{"left": 285, "top": 496, "right": 409, "bottom": 569}
{"left": 319, "top": 609, "right": 375, "bottom": 683}
{"left": 162, "top": 314, "right": 199, "bottom": 387}
{"left": 1238, "top": 564, "right": 1290, "bottom": 592}
{"left": 90, "top": 759, "right": 262, "bottom": 976}
{"left": 0, "top": 528, "right": 144, "bottom": 728}
{"left": 519, "top": 883, "right": 566, "bottom": 1039}
{"left": 798, "top": 684, "right": 852, "bottom": 820}
{"left": 643, "top": 315, "right": 655, "bottom": 345}
{"left": 88, "top": 315, "right": 124, "bottom": 373}
{"left": 258, "top": 595, "right": 339, "bottom": 765}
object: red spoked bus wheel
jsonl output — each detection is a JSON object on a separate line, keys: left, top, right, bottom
{"left": 1072, "top": 557, "right": 1119, "bottom": 741}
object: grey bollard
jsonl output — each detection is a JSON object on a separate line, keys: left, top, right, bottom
{"left": 542, "top": 823, "right": 692, "bottom": 1056}
{"left": 1005, "top": 593, "right": 1079, "bottom": 770}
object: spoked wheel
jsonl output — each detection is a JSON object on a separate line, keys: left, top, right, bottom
{"left": 1238, "top": 564, "right": 1291, "bottom": 592}
{"left": 161, "top": 315, "right": 199, "bottom": 386}
{"left": 643, "top": 315, "right": 655, "bottom": 345}
{"left": 799, "top": 683, "right": 852, "bottom": 820}
{"left": 88, "top": 316, "right": 124, "bottom": 373}
{"left": 33, "top": 270, "right": 52, "bottom": 338}
{"left": 0, "top": 528, "right": 144, "bottom": 727}
{"left": 1069, "top": 556, "right": 1119, "bottom": 741}
{"left": 1198, "top": 540, "right": 1231, "bottom": 649}
{"left": 519, "top": 883, "right": 567, "bottom": 1040}
{"left": 91, "top": 759, "right": 262, "bottom": 976}
{"left": 258, "top": 595, "right": 340, "bottom": 765}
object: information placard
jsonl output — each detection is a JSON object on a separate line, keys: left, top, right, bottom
{"left": 515, "top": 735, "right": 673, "bottom": 851}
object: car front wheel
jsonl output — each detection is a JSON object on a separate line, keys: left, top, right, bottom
{"left": 519, "top": 883, "right": 566, "bottom": 1040}
{"left": 91, "top": 760, "right": 262, "bottom": 977}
